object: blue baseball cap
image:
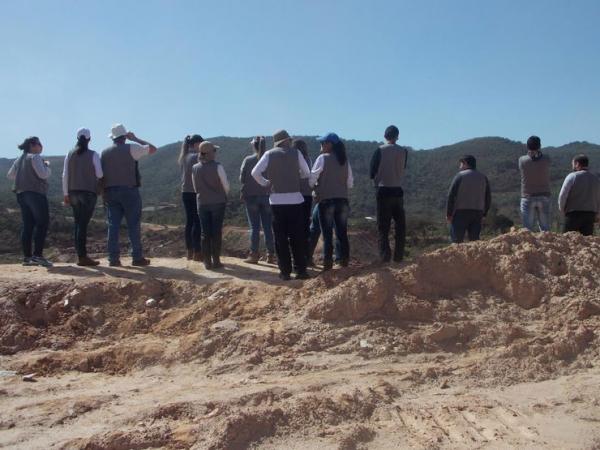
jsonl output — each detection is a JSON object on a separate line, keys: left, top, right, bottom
{"left": 316, "top": 132, "right": 340, "bottom": 144}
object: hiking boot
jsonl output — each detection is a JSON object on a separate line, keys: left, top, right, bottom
{"left": 22, "top": 257, "right": 36, "bottom": 266}
{"left": 212, "top": 256, "right": 224, "bottom": 269}
{"left": 132, "top": 258, "right": 151, "bottom": 266}
{"left": 338, "top": 259, "right": 349, "bottom": 268}
{"left": 244, "top": 252, "right": 260, "bottom": 264}
{"left": 187, "top": 249, "right": 194, "bottom": 260}
{"left": 31, "top": 256, "right": 53, "bottom": 267}
{"left": 266, "top": 253, "right": 277, "bottom": 264}
{"left": 109, "top": 259, "right": 122, "bottom": 267}
{"left": 77, "top": 256, "right": 100, "bottom": 267}
{"left": 278, "top": 272, "right": 291, "bottom": 281}
{"left": 193, "top": 251, "right": 203, "bottom": 262}
{"left": 295, "top": 271, "right": 310, "bottom": 280}
{"left": 204, "top": 261, "right": 213, "bottom": 270}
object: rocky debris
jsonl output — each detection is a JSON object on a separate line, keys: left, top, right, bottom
{"left": 22, "top": 373, "right": 37, "bottom": 382}
{"left": 145, "top": 298, "right": 157, "bottom": 308}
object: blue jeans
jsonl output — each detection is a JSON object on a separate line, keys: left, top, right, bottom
{"left": 199, "top": 203, "right": 226, "bottom": 263}
{"left": 520, "top": 196, "right": 551, "bottom": 232}
{"left": 244, "top": 195, "right": 274, "bottom": 253}
{"left": 309, "top": 202, "right": 342, "bottom": 261}
{"left": 16, "top": 191, "right": 49, "bottom": 257}
{"left": 318, "top": 198, "right": 350, "bottom": 263}
{"left": 104, "top": 186, "right": 143, "bottom": 262}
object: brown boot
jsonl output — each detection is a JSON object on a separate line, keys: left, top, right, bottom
{"left": 187, "top": 249, "right": 193, "bottom": 260}
{"left": 193, "top": 250, "right": 203, "bottom": 262}
{"left": 244, "top": 252, "right": 260, "bottom": 264}
{"left": 77, "top": 256, "right": 100, "bottom": 266}
{"left": 266, "top": 252, "right": 276, "bottom": 264}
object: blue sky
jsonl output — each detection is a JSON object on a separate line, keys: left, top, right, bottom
{"left": 1, "top": 0, "right": 599, "bottom": 157}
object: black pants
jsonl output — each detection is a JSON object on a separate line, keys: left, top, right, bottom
{"left": 182, "top": 192, "right": 201, "bottom": 252}
{"left": 376, "top": 195, "right": 406, "bottom": 262}
{"left": 301, "top": 196, "right": 313, "bottom": 264}
{"left": 272, "top": 203, "right": 307, "bottom": 275}
{"left": 16, "top": 191, "right": 49, "bottom": 258}
{"left": 564, "top": 211, "right": 596, "bottom": 236}
{"left": 69, "top": 190, "right": 97, "bottom": 257}
{"left": 198, "top": 203, "right": 226, "bottom": 264}
{"left": 451, "top": 209, "right": 483, "bottom": 243}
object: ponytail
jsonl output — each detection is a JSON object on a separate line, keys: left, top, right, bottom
{"left": 18, "top": 136, "right": 40, "bottom": 153}
{"left": 332, "top": 140, "right": 347, "bottom": 166}
{"left": 75, "top": 135, "right": 90, "bottom": 155}
{"left": 178, "top": 134, "right": 204, "bottom": 165}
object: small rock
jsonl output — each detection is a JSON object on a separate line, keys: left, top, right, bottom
{"left": 63, "top": 299, "right": 70, "bottom": 307}
{"left": 210, "top": 319, "right": 239, "bottom": 332}
{"left": 22, "top": 373, "right": 37, "bottom": 382}
{"left": 360, "top": 339, "right": 372, "bottom": 349}
{"left": 440, "top": 379, "right": 450, "bottom": 389}
{"left": 145, "top": 298, "right": 157, "bottom": 308}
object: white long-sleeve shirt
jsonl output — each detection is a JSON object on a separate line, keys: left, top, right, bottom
{"left": 251, "top": 148, "right": 311, "bottom": 205}
{"left": 7, "top": 153, "right": 51, "bottom": 180}
{"left": 309, "top": 154, "right": 354, "bottom": 188}
{"left": 216, "top": 164, "right": 230, "bottom": 194}
{"left": 62, "top": 150, "right": 103, "bottom": 195}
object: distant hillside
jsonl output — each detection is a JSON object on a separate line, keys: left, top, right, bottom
{"left": 1, "top": 137, "right": 599, "bottom": 227}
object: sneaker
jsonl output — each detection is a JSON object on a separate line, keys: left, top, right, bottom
{"left": 132, "top": 258, "right": 151, "bottom": 266}
{"left": 22, "top": 257, "right": 36, "bottom": 266}
{"left": 109, "top": 260, "right": 122, "bottom": 267}
{"left": 295, "top": 271, "right": 310, "bottom": 280}
{"left": 244, "top": 252, "right": 260, "bottom": 264}
{"left": 31, "top": 256, "right": 53, "bottom": 267}
{"left": 278, "top": 272, "right": 291, "bottom": 281}
{"left": 77, "top": 256, "right": 100, "bottom": 267}
{"left": 266, "top": 253, "right": 277, "bottom": 265}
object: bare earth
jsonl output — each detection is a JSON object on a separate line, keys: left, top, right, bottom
{"left": 1, "top": 230, "right": 599, "bottom": 449}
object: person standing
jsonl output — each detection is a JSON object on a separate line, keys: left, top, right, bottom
{"left": 179, "top": 134, "right": 204, "bottom": 261}
{"left": 7, "top": 136, "right": 53, "bottom": 267}
{"left": 240, "top": 136, "right": 275, "bottom": 264}
{"left": 101, "top": 124, "right": 157, "bottom": 267}
{"left": 62, "top": 128, "right": 103, "bottom": 266}
{"left": 370, "top": 125, "right": 407, "bottom": 263}
{"left": 192, "top": 141, "right": 229, "bottom": 270}
{"left": 519, "top": 136, "right": 552, "bottom": 231}
{"left": 251, "top": 129, "right": 311, "bottom": 280}
{"left": 446, "top": 155, "right": 491, "bottom": 243}
{"left": 292, "top": 139, "right": 313, "bottom": 267}
{"left": 558, "top": 154, "right": 600, "bottom": 236}
{"left": 310, "top": 133, "right": 353, "bottom": 271}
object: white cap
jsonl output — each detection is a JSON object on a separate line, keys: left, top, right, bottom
{"left": 77, "top": 127, "right": 91, "bottom": 140}
{"left": 108, "top": 123, "right": 128, "bottom": 139}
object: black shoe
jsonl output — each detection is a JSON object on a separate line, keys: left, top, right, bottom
{"left": 307, "top": 258, "right": 316, "bottom": 268}
{"left": 204, "top": 261, "right": 213, "bottom": 270}
{"left": 338, "top": 259, "right": 349, "bottom": 267}
{"left": 212, "top": 262, "right": 224, "bottom": 270}
{"left": 295, "top": 271, "right": 310, "bottom": 280}
{"left": 109, "top": 260, "right": 122, "bottom": 267}
{"left": 132, "top": 258, "right": 151, "bottom": 266}
{"left": 278, "top": 272, "right": 291, "bottom": 281}
{"left": 322, "top": 260, "right": 333, "bottom": 271}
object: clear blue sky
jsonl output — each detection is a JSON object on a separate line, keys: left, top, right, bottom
{"left": 1, "top": 0, "right": 599, "bottom": 157}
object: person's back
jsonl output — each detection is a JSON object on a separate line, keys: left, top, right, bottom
{"left": 564, "top": 170, "right": 600, "bottom": 214}
{"left": 519, "top": 153, "right": 551, "bottom": 198}
{"left": 181, "top": 152, "right": 198, "bottom": 193}
{"left": 264, "top": 147, "right": 301, "bottom": 194}
{"left": 68, "top": 149, "right": 98, "bottom": 193}
{"left": 193, "top": 160, "right": 227, "bottom": 206}
{"left": 454, "top": 169, "right": 488, "bottom": 212}
{"left": 101, "top": 143, "right": 137, "bottom": 188}
{"left": 14, "top": 153, "right": 49, "bottom": 195}
{"left": 241, "top": 154, "right": 270, "bottom": 197}
{"left": 314, "top": 153, "right": 348, "bottom": 201}
{"left": 374, "top": 143, "right": 407, "bottom": 188}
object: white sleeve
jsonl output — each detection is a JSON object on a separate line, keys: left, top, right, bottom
{"left": 251, "top": 152, "right": 270, "bottom": 187}
{"left": 62, "top": 154, "right": 70, "bottom": 195}
{"left": 347, "top": 162, "right": 354, "bottom": 189}
{"left": 129, "top": 143, "right": 150, "bottom": 161}
{"left": 217, "top": 164, "right": 230, "bottom": 194}
{"left": 298, "top": 150, "right": 310, "bottom": 179}
{"left": 31, "top": 154, "right": 51, "bottom": 179}
{"left": 93, "top": 151, "right": 103, "bottom": 178}
{"left": 309, "top": 154, "right": 325, "bottom": 188}
{"left": 7, "top": 158, "right": 18, "bottom": 180}
{"left": 558, "top": 173, "right": 576, "bottom": 213}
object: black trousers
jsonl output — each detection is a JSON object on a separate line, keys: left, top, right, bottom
{"left": 69, "top": 190, "right": 97, "bottom": 257}
{"left": 182, "top": 192, "right": 201, "bottom": 252}
{"left": 198, "top": 203, "right": 225, "bottom": 264}
{"left": 451, "top": 209, "right": 483, "bottom": 243}
{"left": 301, "top": 196, "right": 313, "bottom": 264}
{"left": 377, "top": 195, "right": 406, "bottom": 262}
{"left": 272, "top": 203, "right": 307, "bottom": 275}
{"left": 564, "top": 211, "right": 596, "bottom": 236}
{"left": 16, "top": 191, "right": 49, "bottom": 258}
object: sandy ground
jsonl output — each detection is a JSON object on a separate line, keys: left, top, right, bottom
{"left": 1, "top": 230, "right": 600, "bottom": 449}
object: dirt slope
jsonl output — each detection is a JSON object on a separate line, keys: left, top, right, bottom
{"left": 1, "top": 230, "right": 599, "bottom": 449}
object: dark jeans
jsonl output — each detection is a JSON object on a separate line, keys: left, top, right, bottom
{"left": 450, "top": 209, "right": 483, "bottom": 243}
{"left": 272, "top": 203, "right": 307, "bottom": 275}
{"left": 309, "top": 202, "right": 341, "bottom": 261}
{"left": 564, "top": 211, "right": 596, "bottom": 236}
{"left": 198, "top": 203, "right": 226, "bottom": 264}
{"left": 377, "top": 194, "right": 406, "bottom": 262}
{"left": 318, "top": 198, "right": 350, "bottom": 264}
{"left": 301, "top": 196, "right": 313, "bottom": 263}
{"left": 244, "top": 195, "right": 274, "bottom": 253}
{"left": 69, "top": 190, "right": 97, "bottom": 257}
{"left": 16, "top": 191, "right": 49, "bottom": 258}
{"left": 104, "top": 186, "right": 143, "bottom": 263}
{"left": 182, "top": 192, "right": 201, "bottom": 252}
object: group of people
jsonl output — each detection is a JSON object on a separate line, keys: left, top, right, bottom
{"left": 7, "top": 124, "right": 600, "bottom": 280}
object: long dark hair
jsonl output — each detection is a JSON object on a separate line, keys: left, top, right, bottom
{"left": 17, "top": 136, "right": 40, "bottom": 153}
{"left": 178, "top": 134, "right": 204, "bottom": 165}
{"left": 331, "top": 140, "right": 347, "bottom": 166}
{"left": 292, "top": 139, "right": 309, "bottom": 164}
{"left": 251, "top": 136, "right": 267, "bottom": 158}
{"left": 75, "top": 136, "right": 90, "bottom": 155}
